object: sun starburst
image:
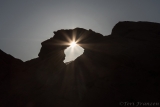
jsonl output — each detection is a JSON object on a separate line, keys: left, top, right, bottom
{"left": 70, "top": 41, "right": 77, "bottom": 47}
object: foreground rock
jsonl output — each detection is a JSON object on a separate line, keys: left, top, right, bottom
{"left": 0, "top": 21, "right": 160, "bottom": 107}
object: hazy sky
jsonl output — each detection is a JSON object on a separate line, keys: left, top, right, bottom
{"left": 1, "top": 0, "right": 160, "bottom": 62}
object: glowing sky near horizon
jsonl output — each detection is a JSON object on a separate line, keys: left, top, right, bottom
{"left": 64, "top": 42, "right": 84, "bottom": 62}
{"left": 0, "top": 0, "right": 160, "bottom": 62}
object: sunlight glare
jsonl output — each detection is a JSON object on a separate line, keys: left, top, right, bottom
{"left": 70, "top": 41, "right": 77, "bottom": 47}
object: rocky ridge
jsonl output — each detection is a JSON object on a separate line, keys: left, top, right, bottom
{"left": 0, "top": 21, "right": 160, "bottom": 107}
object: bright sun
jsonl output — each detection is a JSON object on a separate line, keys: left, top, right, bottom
{"left": 70, "top": 41, "right": 77, "bottom": 47}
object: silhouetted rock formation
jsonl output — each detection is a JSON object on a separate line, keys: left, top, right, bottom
{"left": 1, "top": 21, "right": 160, "bottom": 107}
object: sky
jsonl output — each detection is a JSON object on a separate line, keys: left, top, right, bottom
{"left": 0, "top": 0, "right": 160, "bottom": 62}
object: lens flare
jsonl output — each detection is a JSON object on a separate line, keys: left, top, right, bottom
{"left": 70, "top": 41, "right": 77, "bottom": 47}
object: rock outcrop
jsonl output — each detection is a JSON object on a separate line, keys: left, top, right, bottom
{"left": 0, "top": 21, "right": 160, "bottom": 107}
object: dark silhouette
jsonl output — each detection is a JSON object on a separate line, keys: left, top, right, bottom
{"left": 0, "top": 21, "right": 160, "bottom": 107}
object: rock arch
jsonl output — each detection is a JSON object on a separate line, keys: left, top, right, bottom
{"left": 1, "top": 21, "right": 160, "bottom": 107}
{"left": 38, "top": 28, "right": 103, "bottom": 62}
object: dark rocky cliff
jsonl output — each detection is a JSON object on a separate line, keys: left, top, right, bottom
{"left": 0, "top": 21, "right": 160, "bottom": 107}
